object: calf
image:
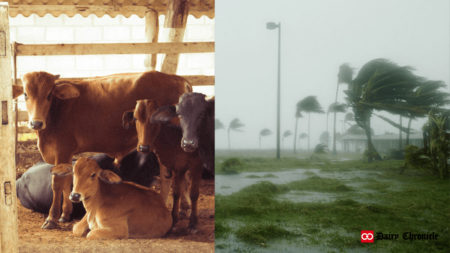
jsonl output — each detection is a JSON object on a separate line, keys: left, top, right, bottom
{"left": 51, "top": 158, "right": 172, "bottom": 240}
{"left": 151, "top": 93, "right": 215, "bottom": 175}
{"left": 123, "top": 100, "right": 204, "bottom": 234}
{"left": 16, "top": 150, "right": 160, "bottom": 219}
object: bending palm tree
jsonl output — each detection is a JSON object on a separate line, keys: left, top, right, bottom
{"left": 297, "top": 96, "right": 325, "bottom": 151}
{"left": 298, "top": 133, "right": 308, "bottom": 150}
{"left": 405, "top": 80, "right": 450, "bottom": 145}
{"left": 334, "top": 63, "right": 354, "bottom": 154}
{"left": 344, "top": 58, "right": 422, "bottom": 162}
{"left": 259, "top": 128, "right": 272, "bottom": 149}
{"left": 228, "top": 118, "right": 244, "bottom": 150}
{"left": 293, "top": 109, "right": 303, "bottom": 154}
{"left": 282, "top": 130, "right": 292, "bottom": 150}
{"left": 215, "top": 119, "right": 225, "bottom": 131}
{"left": 327, "top": 102, "right": 347, "bottom": 153}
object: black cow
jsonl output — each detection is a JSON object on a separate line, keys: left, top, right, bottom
{"left": 151, "top": 93, "right": 215, "bottom": 176}
{"left": 16, "top": 150, "right": 160, "bottom": 219}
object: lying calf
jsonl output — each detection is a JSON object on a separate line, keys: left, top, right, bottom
{"left": 16, "top": 150, "right": 159, "bottom": 220}
{"left": 51, "top": 158, "right": 172, "bottom": 240}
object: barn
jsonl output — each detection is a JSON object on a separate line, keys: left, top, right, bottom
{"left": 0, "top": 0, "right": 214, "bottom": 251}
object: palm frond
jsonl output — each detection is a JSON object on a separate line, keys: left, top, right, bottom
{"left": 344, "top": 112, "right": 354, "bottom": 122}
{"left": 229, "top": 118, "right": 245, "bottom": 132}
{"left": 373, "top": 114, "right": 411, "bottom": 133}
{"left": 313, "top": 144, "right": 328, "bottom": 154}
{"left": 328, "top": 102, "right": 347, "bottom": 114}
{"left": 260, "top": 128, "right": 272, "bottom": 137}
{"left": 296, "top": 96, "right": 325, "bottom": 114}
{"left": 283, "top": 130, "right": 292, "bottom": 138}
{"left": 215, "top": 119, "right": 225, "bottom": 130}
{"left": 337, "top": 63, "right": 355, "bottom": 85}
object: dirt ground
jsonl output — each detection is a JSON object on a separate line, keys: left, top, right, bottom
{"left": 17, "top": 171, "right": 215, "bottom": 253}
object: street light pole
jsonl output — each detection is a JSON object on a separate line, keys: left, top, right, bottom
{"left": 267, "top": 22, "right": 281, "bottom": 159}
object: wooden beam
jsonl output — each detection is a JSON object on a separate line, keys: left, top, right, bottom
{"left": 0, "top": 3, "right": 19, "bottom": 253}
{"left": 18, "top": 111, "right": 28, "bottom": 122}
{"left": 161, "top": 0, "right": 190, "bottom": 74}
{"left": 144, "top": 10, "right": 159, "bottom": 71}
{"left": 16, "top": 42, "right": 214, "bottom": 56}
{"left": 15, "top": 75, "right": 214, "bottom": 87}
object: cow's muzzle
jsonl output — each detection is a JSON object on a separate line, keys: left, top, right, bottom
{"left": 139, "top": 145, "right": 150, "bottom": 153}
{"left": 182, "top": 139, "right": 197, "bottom": 152}
{"left": 29, "top": 120, "right": 44, "bottom": 130}
{"left": 69, "top": 192, "right": 81, "bottom": 203}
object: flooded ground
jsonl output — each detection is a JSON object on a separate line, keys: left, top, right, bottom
{"left": 215, "top": 152, "right": 449, "bottom": 253}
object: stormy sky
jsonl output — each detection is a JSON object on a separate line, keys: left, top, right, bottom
{"left": 215, "top": 0, "right": 450, "bottom": 151}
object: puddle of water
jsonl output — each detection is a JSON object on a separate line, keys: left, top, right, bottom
{"left": 216, "top": 169, "right": 385, "bottom": 196}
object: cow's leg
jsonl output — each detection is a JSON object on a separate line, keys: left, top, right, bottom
{"left": 179, "top": 172, "right": 191, "bottom": 219}
{"left": 60, "top": 174, "right": 73, "bottom": 223}
{"left": 159, "top": 163, "right": 172, "bottom": 206}
{"left": 73, "top": 214, "right": 89, "bottom": 237}
{"left": 171, "top": 171, "right": 183, "bottom": 232}
{"left": 187, "top": 163, "right": 203, "bottom": 235}
{"left": 107, "top": 152, "right": 125, "bottom": 169}
{"left": 42, "top": 156, "right": 73, "bottom": 229}
{"left": 87, "top": 222, "right": 129, "bottom": 240}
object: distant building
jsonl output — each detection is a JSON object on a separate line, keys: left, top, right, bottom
{"left": 341, "top": 131, "right": 424, "bottom": 153}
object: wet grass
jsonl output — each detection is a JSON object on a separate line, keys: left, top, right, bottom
{"left": 262, "top": 174, "right": 278, "bottom": 178}
{"left": 215, "top": 152, "right": 450, "bottom": 252}
{"left": 244, "top": 175, "right": 261, "bottom": 178}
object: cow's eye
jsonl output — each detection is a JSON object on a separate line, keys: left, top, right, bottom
{"left": 90, "top": 173, "right": 95, "bottom": 178}
{"left": 133, "top": 117, "right": 137, "bottom": 122}
{"left": 24, "top": 93, "right": 28, "bottom": 100}
{"left": 47, "top": 92, "right": 52, "bottom": 101}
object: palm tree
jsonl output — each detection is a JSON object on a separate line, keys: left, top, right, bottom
{"left": 298, "top": 133, "right": 308, "bottom": 150}
{"left": 344, "top": 58, "right": 422, "bottom": 162}
{"left": 405, "top": 80, "right": 450, "bottom": 145}
{"left": 319, "top": 131, "right": 330, "bottom": 145}
{"left": 310, "top": 143, "right": 328, "bottom": 160}
{"left": 296, "top": 96, "right": 325, "bottom": 151}
{"left": 282, "top": 130, "right": 292, "bottom": 149}
{"left": 259, "top": 128, "right": 272, "bottom": 149}
{"left": 293, "top": 109, "right": 303, "bottom": 154}
{"left": 215, "top": 119, "right": 225, "bottom": 131}
{"left": 327, "top": 102, "right": 347, "bottom": 153}
{"left": 334, "top": 64, "right": 355, "bottom": 154}
{"left": 344, "top": 113, "right": 354, "bottom": 130}
{"left": 228, "top": 118, "right": 244, "bottom": 150}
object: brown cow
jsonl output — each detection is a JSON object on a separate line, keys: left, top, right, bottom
{"left": 51, "top": 158, "right": 172, "bottom": 240}
{"left": 12, "top": 71, "right": 190, "bottom": 229}
{"left": 122, "top": 100, "right": 204, "bottom": 234}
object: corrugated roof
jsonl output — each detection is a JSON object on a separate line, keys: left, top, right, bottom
{"left": 3, "top": 0, "right": 214, "bottom": 19}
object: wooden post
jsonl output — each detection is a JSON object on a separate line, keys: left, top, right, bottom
{"left": 12, "top": 42, "right": 18, "bottom": 166}
{"left": 0, "top": 3, "right": 19, "bottom": 253}
{"left": 144, "top": 9, "right": 159, "bottom": 71}
{"left": 160, "top": 0, "right": 190, "bottom": 74}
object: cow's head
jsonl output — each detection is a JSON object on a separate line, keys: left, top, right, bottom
{"left": 151, "top": 93, "right": 214, "bottom": 152}
{"left": 13, "top": 72, "right": 80, "bottom": 130}
{"left": 122, "top": 100, "right": 162, "bottom": 154}
{"left": 51, "top": 158, "right": 121, "bottom": 203}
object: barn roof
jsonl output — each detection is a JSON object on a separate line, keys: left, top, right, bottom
{"left": 2, "top": 0, "right": 214, "bottom": 19}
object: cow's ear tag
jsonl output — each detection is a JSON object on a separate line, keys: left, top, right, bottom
{"left": 98, "top": 170, "right": 122, "bottom": 184}
{"left": 51, "top": 164, "right": 74, "bottom": 177}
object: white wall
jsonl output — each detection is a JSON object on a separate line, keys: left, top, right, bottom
{"left": 9, "top": 13, "right": 215, "bottom": 109}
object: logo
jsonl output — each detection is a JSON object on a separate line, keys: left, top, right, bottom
{"left": 361, "top": 230, "right": 374, "bottom": 243}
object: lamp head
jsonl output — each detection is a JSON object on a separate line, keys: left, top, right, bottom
{"left": 266, "top": 22, "right": 279, "bottom": 30}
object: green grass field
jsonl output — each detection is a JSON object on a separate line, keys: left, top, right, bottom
{"left": 215, "top": 150, "right": 450, "bottom": 253}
